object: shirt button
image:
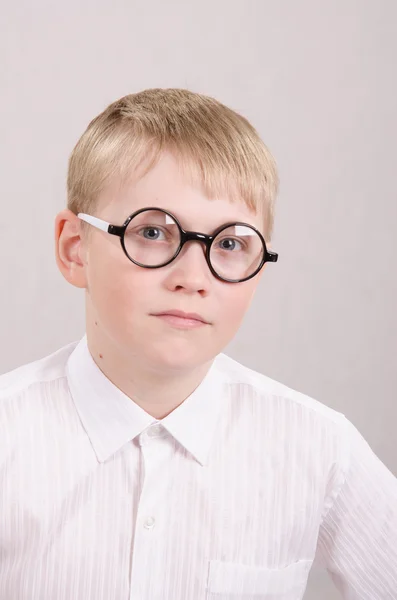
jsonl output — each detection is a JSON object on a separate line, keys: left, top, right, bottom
{"left": 147, "top": 424, "right": 163, "bottom": 437}
{"left": 143, "top": 516, "right": 156, "bottom": 530}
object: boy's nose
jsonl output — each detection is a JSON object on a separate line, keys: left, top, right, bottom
{"left": 163, "top": 241, "right": 212, "bottom": 294}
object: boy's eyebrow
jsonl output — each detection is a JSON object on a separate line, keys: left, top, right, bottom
{"left": 161, "top": 208, "right": 257, "bottom": 231}
{"left": 117, "top": 208, "right": 252, "bottom": 232}
{"left": 174, "top": 217, "right": 257, "bottom": 235}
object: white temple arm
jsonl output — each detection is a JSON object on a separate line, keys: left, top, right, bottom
{"left": 78, "top": 213, "right": 110, "bottom": 233}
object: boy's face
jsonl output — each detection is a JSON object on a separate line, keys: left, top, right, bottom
{"left": 64, "top": 152, "right": 266, "bottom": 372}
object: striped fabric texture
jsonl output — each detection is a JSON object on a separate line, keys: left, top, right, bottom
{"left": 1, "top": 337, "right": 396, "bottom": 599}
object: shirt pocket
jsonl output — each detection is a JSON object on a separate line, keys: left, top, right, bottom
{"left": 206, "top": 558, "right": 312, "bottom": 599}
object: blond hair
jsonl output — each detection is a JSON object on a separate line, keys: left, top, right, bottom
{"left": 67, "top": 88, "right": 279, "bottom": 241}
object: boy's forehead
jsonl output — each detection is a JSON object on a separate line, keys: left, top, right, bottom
{"left": 104, "top": 189, "right": 260, "bottom": 231}
{"left": 98, "top": 162, "right": 262, "bottom": 230}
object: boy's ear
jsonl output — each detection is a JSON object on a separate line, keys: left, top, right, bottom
{"left": 55, "top": 209, "right": 87, "bottom": 289}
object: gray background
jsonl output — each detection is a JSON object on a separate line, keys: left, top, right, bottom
{"left": 1, "top": 1, "right": 396, "bottom": 597}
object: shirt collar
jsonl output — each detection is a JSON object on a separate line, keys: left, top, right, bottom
{"left": 66, "top": 336, "right": 226, "bottom": 467}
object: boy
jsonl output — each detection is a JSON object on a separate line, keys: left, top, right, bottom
{"left": 0, "top": 88, "right": 396, "bottom": 600}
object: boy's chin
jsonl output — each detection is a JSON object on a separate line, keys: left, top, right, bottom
{"left": 146, "top": 343, "right": 213, "bottom": 373}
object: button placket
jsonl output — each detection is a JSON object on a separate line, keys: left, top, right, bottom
{"left": 129, "top": 431, "right": 173, "bottom": 599}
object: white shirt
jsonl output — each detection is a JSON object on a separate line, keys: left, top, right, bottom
{"left": 0, "top": 336, "right": 396, "bottom": 600}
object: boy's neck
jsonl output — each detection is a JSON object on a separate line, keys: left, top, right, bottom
{"left": 85, "top": 329, "right": 213, "bottom": 420}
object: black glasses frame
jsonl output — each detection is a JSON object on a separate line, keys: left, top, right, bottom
{"left": 84, "top": 207, "right": 278, "bottom": 283}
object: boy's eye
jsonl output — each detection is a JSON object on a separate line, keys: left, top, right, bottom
{"left": 139, "top": 227, "right": 166, "bottom": 241}
{"left": 216, "top": 237, "right": 244, "bottom": 252}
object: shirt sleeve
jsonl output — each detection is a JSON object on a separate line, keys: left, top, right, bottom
{"left": 316, "top": 417, "right": 397, "bottom": 599}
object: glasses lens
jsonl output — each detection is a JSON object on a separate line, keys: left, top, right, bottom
{"left": 210, "top": 224, "right": 265, "bottom": 281}
{"left": 123, "top": 210, "right": 181, "bottom": 266}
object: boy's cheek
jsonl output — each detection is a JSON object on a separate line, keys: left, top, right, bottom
{"left": 223, "top": 286, "right": 257, "bottom": 319}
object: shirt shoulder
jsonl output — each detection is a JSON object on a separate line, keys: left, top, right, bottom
{"left": 0, "top": 340, "right": 79, "bottom": 401}
{"left": 215, "top": 352, "right": 347, "bottom": 427}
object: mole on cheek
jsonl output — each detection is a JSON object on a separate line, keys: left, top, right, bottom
{"left": 99, "top": 354, "right": 103, "bottom": 359}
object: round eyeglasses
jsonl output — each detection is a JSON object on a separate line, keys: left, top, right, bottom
{"left": 78, "top": 207, "right": 278, "bottom": 283}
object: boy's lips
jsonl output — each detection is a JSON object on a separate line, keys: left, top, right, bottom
{"left": 151, "top": 310, "right": 210, "bottom": 325}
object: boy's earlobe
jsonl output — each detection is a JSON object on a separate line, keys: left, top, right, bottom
{"left": 55, "top": 209, "right": 87, "bottom": 289}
